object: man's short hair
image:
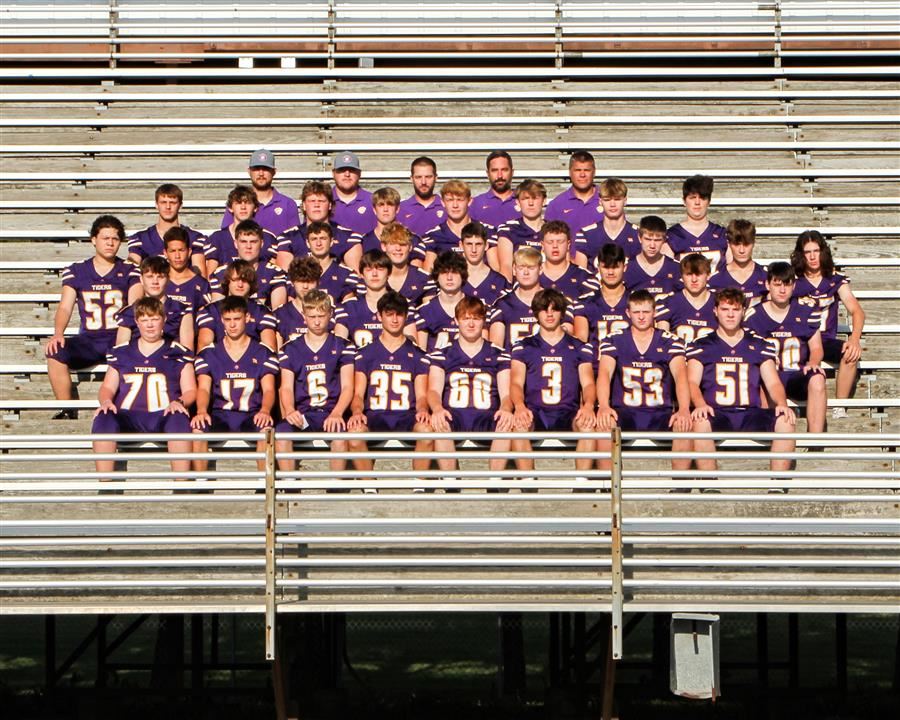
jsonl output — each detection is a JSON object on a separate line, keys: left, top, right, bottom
{"left": 515, "top": 178, "right": 546, "bottom": 199}
{"left": 639, "top": 215, "right": 667, "bottom": 236}
{"left": 682, "top": 174, "right": 714, "bottom": 200}
{"left": 486, "top": 150, "right": 513, "bottom": 169}
{"left": 455, "top": 295, "right": 487, "bottom": 320}
{"left": 440, "top": 179, "right": 471, "bottom": 199}
{"left": 301, "top": 289, "right": 333, "bottom": 314}
{"left": 372, "top": 187, "right": 401, "bottom": 207}
{"left": 134, "top": 296, "right": 164, "bottom": 319}
{"left": 306, "top": 220, "right": 333, "bottom": 240}
{"left": 680, "top": 252, "right": 712, "bottom": 276}
{"left": 531, "top": 288, "right": 568, "bottom": 315}
{"left": 359, "top": 249, "right": 393, "bottom": 273}
{"left": 155, "top": 183, "right": 183, "bottom": 204}
{"left": 234, "top": 219, "right": 263, "bottom": 240}
{"left": 301, "top": 180, "right": 332, "bottom": 204}
{"left": 540, "top": 220, "right": 571, "bottom": 242}
{"left": 715, "top": 287, "right": 748, "bottom": 308}
{"left": 140, "top": 256, "right": 169, "bottom": 276}
{"left": 569, "top": 150, "right": 595, "bottom": 167}
{"left": 513, "top": 246, "right": 543, "bottom": 267}
{"left": 628, "top": 289, "right": 655, "bottom": 307}
{"left": 726, "top": 218, "right": 756, "bottom": 246}
{"left": 377, "top": 290, "right": 409, "bottom": 316}
{"left": 288, "top": 255, "right": 323, "bottom": 283}
{"left": 163, "top": 226, "right": 189, "bottom": 248}
{"left": 227, "top": 185, "right": 259, "bottom": 209}
{"left": 90, "top": 214, "right": 125, "bottom": 242}
{"left": 224, "top": 260, "right": 257, "bottom": 296}
{"left": 221, "top": 295, "right": 249, "bottom": 315}
{"left": 380, "top": 221, "right": 412, "bottom": 247}
{"left": 460, "top": 221, "right": 488, "bottom": 242}
{"left": 598, "top": 243, "right": 626, "bottom": 268}
{"left": 767, "top": 261, "right": 796, "bottom": 285}
{"left": 432, "top": 251, "right": 469, "bottom": 283}
{"left": 600, "top": 178, "right": 628, "bottom": 198}
{"left": 410, "top": 156, "right": 437, "bottom": 174}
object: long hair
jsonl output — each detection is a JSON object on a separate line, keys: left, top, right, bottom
{"left": 791, "top": 230, "right": 835, "bottom": 277}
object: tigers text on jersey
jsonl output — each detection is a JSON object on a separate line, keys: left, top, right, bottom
{"left": 278, "top": 333, "right": 356, "bottom": 415}
{"left": 600, "top": 329, "right": 684, "bottom": 410}
{"left": 686, "top": 331, "right": 776, "bottom": 410}
{"left": 62, "top": 258, "right": 140, "bottom": 336}
{"left": 430, "top": 341, "right": 511, "bottom": 424}
{"left": 194, "top": 340, "right": 279, "bottom": 414}
{"left": 354, "top": 338, "right": 429, "bottom": 416}
{"left": 511, "top": 333, "right": 594, "bottom": 413}
{"left": 106, "top": 340, "right": 191, "bottom": 413}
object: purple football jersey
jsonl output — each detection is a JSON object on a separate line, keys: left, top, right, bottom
{"left": 496, "top": 217, "right": 543, "bottom": 254}
{"left": 107, "top": 339, "right": 190, "bottom": 412}
{"left": 220, "top": 188, "right": 300, "bottom": 238}
{"left": 421, "top": 220, "right": 464, "bottom": 257}
{"left": 686, "top": 331, "right": 777, "bottom": 409}
{"left": 62, "top": 258, "right": 140, "bottom": 336}
{"left": 623, "top": 257, "right": 683, "bottom": 297}
{"left": 600, "top": 329, "right": 684, "bottom": 410}
{"left": 539, "top": 264, "right": 598, "bottom": 302}
{"left": 792, "top": 273, "right": 849, "bottom": 340}
{"left": 318, "top": 260, "right": 364, "bottom": 303}
{"left": 488, "top": 290, "right": 540, "bottom": 351}
{"left": 203, "top": 227, "right": 279, "bottom": 268}
{"left": 544, "top": 186, "right": 602, "bottom": 236}
{"left": 275, "top": 221, "right": 358, "bottom": 265}
{"left": 743, "top": 299, "right": 821, "bottom": 374}
{"left": 666, "top": 222, "right": 728, "bottom": 271}
{"left": 655, "top": 291, "right": 718, "bottom": 346}
{"left": 210, "top": 261, "right": 287, "bottom": 309}
{"left": 413, "top": 297, "right": 460, "bottom": 351}
{"left": 278, "top": 333, "right": 355, "bottom": 414}
{"left": 334, "top": 295, "right": 404, "bottom": 348}
{"left": 388, "top": 266, "right": 433, "bottom": 306}
{"left": 196, "top": 299, "right": 276, "bottom": 344}
{"left": 194, "top": 339, "right": 278, "bottom": 414}
{"left": 570, "top": 289, "right": 630, "bottom": 346}
{"left": 708, "top": 262, "right": 769, "bottom": 304}
{"left": 273, "top": 302, "right": 307, "bottom": 344}
{"left": 430, "top": 340, "right": 510, "bottom": 421}
{"left": 331, "top": 187, "right": 376, "bottom": 235}
{"left": 166, "top": 273, "right": 211, "bottom": 312}
{"left": 464, "top": 269, "right": 509, "bottom": 307}
{"left": 511, "top": 333, "right": 594, "bottom": 413}
{"left": 355, "top": 338, "right": 429, "bottom": 414}
{"left": 116, "top": 296, "right": 191, "bottom": 342}
{"left": 470, "top": 190, "right": 519, "bottom": 229}
{"left": 128, "top": 224, "right": 206, "bottom": 260}
{"left": 575, "top": 219, "right": 641, "bottom": 263}
{"left": 398, "top": 195, "right": 445, "bottom": 237}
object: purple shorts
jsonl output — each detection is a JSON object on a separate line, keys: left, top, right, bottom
{"left": 709, "top": 407, "right": 776, "bottom": 433}
{"left": 367, "top": 411, "right": 417, "bottom": 432}
{"left": 92, "top": 409, "right": 191, "bottom": 435}
{"left": 201, "top": 409, "right": 260, "bottom": 433}
{"left": 780, "top": 369, "right": 822, "bottom": 401}
{"left": 46, "top": 332, "right": 115, "bottom": 370}
{"left": 614, "top": 407, "right": 673, "bottom": 432}
{"left": 450, "top": 410, "right": 496, "bottom": 433}
{"left": 276, "top": 409, "right": 335, "bottom": 433}
{"left": 533, "top": 408, "right": 574, "bottom": 432}
{"left": 822, "top": 337, "right": 845, "bottom": 364}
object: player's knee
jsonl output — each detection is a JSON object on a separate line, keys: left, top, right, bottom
{"left": 809, "top": 373, "right": 826, "bottom": 391}
{"left": 692, "top": 418, "right": 712, "bottom": 432}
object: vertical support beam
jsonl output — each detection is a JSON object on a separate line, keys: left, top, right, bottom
{"left": 265, "top": 426, "right": 278, "bottom": 661}
{"left": 609, "top": 427, "right": 623, "bottom": 659}
{"left": 757, "top": 613, "right": 769, "bottom": 690}
{"left": 788, "top": 613, "right": 800, "bottom": 688}
{"left": 835, "top": 614, "right": 848, "bottom": 695}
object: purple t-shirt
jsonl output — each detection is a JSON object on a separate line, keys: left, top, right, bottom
{"left": 220, "top": 187, "right": 300, "bottom": 238}
{"left": 496, "top": 217, "right": 542, "bottom": 254}
{"left": 539, "top": 264, "right": 598, "bottom": 302}
{"left": 166, "top": 273, "right": 211, "bottom": 312}
{"left": 128, "top": 224, "right": 206, "bottom": 260}
{"left": 544, "top": 185, "right": 602, "bottom": 236}
{"left": 792, "top": 273, "right": 849, "bottom": 340}
{"left": 106, "top": 339, "right": 190, "bottom": 412}
{"left": 600, "top": 329, "right": 685, "bottom": 410}
{"left": 666, "top": 222, "right": 728, "bottom": 271}
{"left": 655, "top": 291, "right": 718, "bottom": 346}
{"left": 570, "top": 289, "right": 630, "bottom": 346}
{"left": 708, "top": 263, "right": 769, "bottom": 304}
{"left": 196, "top": 299, "right": 276, "bottom": 344}
{"left": 116, "top": 296, "right": 191, "bottom": 342}
{"left": 194, "top": 339, "right": 278, "bottom": 414}
{"left": 354, "top": 338, "right": 429, "bottom": 415}
{"left": 743, "top": 299, "right": 821, "bottom": 374}
{"left": 488, "top": 290, "right": 540, "bottom": 351}
{"left": 429, "top": 340, "right": 510, "bottom": 421}
{"left": 623, "top": 257, "right": 683, "bottom": 297}
{"left": 275, "top": 220, "right": 358, "bottom": 266}
{"left": 511, "top": 333, "right": 594, "bottom": 413}
{"left": 686, "top": 331, "right": 777, "bottom": 410}
{"left": 278, "top": 333, "right": 355, "bottom": 414}
{"left": 204, "top": 228, "right": 278, "bottom": 267}
{"left": 575, "top": 219, "right": 641, "bottom": 263}
{"left": 398, "top": 195, "right": 445, "bottom": 238}
{"left": 413, "top": 297, "right": 459, "bottom": 352}
{"left": 62, "top": 258, "right": 140, "bottom": 337}
{"left": 470, "top": 190, "right": 519, "bottom": 229}
{"left": 210, "top": 261, "right": 287, "bottom": 309}
{"left": 331, "top": 187, "right": 376, "bottom": 235}
{"left": 464, "top": 269, "right": 509, "bottom": 307}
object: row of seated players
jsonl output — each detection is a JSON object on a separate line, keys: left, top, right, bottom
{"left": 89, "top": 284, "right": 804, "bottom": 489}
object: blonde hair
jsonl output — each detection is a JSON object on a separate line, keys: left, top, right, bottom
{"left": 372, "top": 187, "right": 401, "bottom": 207}
{"left": 513, "top": 246, "right": 543, "bottom": 267}
{"left": 380, "top": 221, "right": 412, "bottom": 247}
{"left": 301, "top": 289, "right": 333, "bottom": 314}
{"left": 440, "top": 179, "right": 471, "bottom": 200}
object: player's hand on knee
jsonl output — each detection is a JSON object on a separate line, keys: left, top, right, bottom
{"left": 253, "top": 411, "right": 273, "bottom": 428}
{"left": 95, "top": 400, "right": 117, "bottom": 417}
{"left": 575, "top": 405, "right": 596, "bottom": 430}
{"left": 323, "top": 414, "right": 346, "bottom": 433}
{"left": 513, "top": 407, "right": 532, "bottom": 430}
{"left": 45, "top": 334, "right": 66, "bottom": 355}
{"left": 670, "top": 409, "right": 692, "bottom": 433}
{"left": 691, "top": 404, "right": 714, "bottom": 422}
{"left": 802, "top": 363, "right": 823, "bottom": 376}
{"left": 284, "top": 409, "right": 305, "bottom": 428}
{"left": 595, "top": 405, "right": 617, "bottom": 431}
{"left": 190, "top": 412, "right": 211, "bottom": 430}
{"left": 493, "top": 408, "right": 514, "bottom": 432}
{"left": 775, "top": 404, "right": 796, "bottom": 425}
{"left": 347, "top": 413, "right": 367, "bottom": 431}
{"left": 431, "top": 408, "right": 452, "bottom": 432}
{"left": 415, "top": 409, "right": 431, "bottom": 426}
{"left": 164, "top": 400, "right": 188, "bottom": 416}
{"left": 841, "top": 339, "right": 862, "bottom": 363}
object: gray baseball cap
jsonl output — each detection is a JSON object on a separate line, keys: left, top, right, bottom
{"left": 333, "top": 150, "right": 361, "bottom": 171}
{"left": 249, "top": 148, "right": 276, "bottom": 169}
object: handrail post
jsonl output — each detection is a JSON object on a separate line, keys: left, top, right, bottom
{"left": 264, "top": 427, "right": 277, "bottom": 661}
{"left": 609, "top": 427, "right": 623, "bottom": 659}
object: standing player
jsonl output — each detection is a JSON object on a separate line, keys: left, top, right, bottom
{"left": 664, "top": 175, "right": 729, "bottom": 271}
{"left": 623, "top": 216, "right": 683, "bottom": 298}
{"left": 574, "top": 177, "right": 641, "bottom": 266}
{"left": 422, "top": 180, "right": 497, "bottom": 272}
{"left": 92, "top": 297, "right": 196, "bottom": 486}
{"left": 398, "top": 156, "right": 444, "bottom": 237}
{"left": 708, "top": 219, "right": 768, "bottom": 305}
{"left": 115, "top": 256, "right": 193, "bottom": 350}
{"left": 489, "top": 247, "right": 544, "bottom": 351}
{"left": 571, "top": 244, "right": 629, "bottom": 347}
{"left": 655, "top": 253, "right": 718, "bottom": 347}
{"left": 190, "top": 296, "right": 278, "bottom": 473}
{"left": 196, "top": 261, "right": 277, "bottom": 350}
{"left": 127, "top": 183, "right": 206, "bottom": 268}
{"left": 791, "top": 230, "right": 865, "bottom": 411}
{"left": 205, "top": 186, "right": 278, "bottom": 277}
{"left": 381, "top": 222, "right": 433, "bottom": 305}
{"left": 331, "top": 151, "right": 376, "bottom": 235}
{"left": 163, "top": 228, "right": 212, "bottom": 312}
{"left": 544, "top": 151, "right": 600, "bottom": 237}
{"left": 275, "top": 290, "right": 356, "bottom": 475}
{"left": 687, "top": 288, "right": 797, "bottom": 484}
{"left": 46, "top": 215, "right": 142, "bottom": 417}
{"left": 274, "top": 256, "right": 322, "bottom": 348}
{"left": 220, "top": 149, "right": 299, "bottom": 238}
{"left": 470, "top": 151, "right": 518, "bottom": 229}
{"left": 209, "top": 220, "right": 288, "bottom": 310}
{"left": 538, "top": 221, "right": 597, "bottom": 302}
{"left": 428, "top": 297, "right": 515, "bottom": 481}
{"left": 414, "top": 251, "right": 468, "bottom": 352}
{"left": 496, "top": 179, "right": 547, "bottom": 281}
{"left": 460, "top": 222, "right": 509, "bottom": 306}
{"left": 745, "top": 262, "right": 827, "bottom": 432}
{"left": 347, "top": 291, "right": 433, "bottom": 484}
{"left": 510, "top": 289, "right": 597, "bottom": 479}
{"left": 334, "top": 250, "right": 405, "bottom": 348}
{"left": 595, "top": 289, "right": 693, "bottom": 473}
